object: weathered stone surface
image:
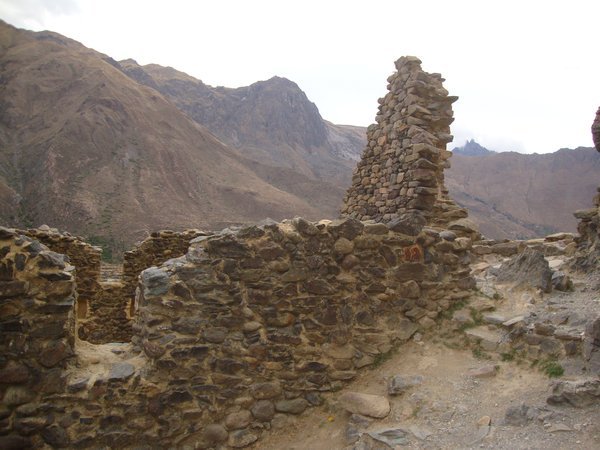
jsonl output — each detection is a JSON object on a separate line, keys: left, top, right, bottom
{"left": 202, "top": 424, "right": 228, "bottom": 443}
{"left": 547, "top": 379, "right": 600, "bottom": 407}
{"left": 225, "top": 410, "right": 252, "bottom": 430}
{"left": 251, "top": 400, "right": 275, "bottom": 421}
{"left": 496, "top": 248, "right": 552, "bottom": 293}
{"left": 108, "top": 362, "right": 135, "bottom": 381}
{"left": 0, "top": 281, "right": 28, "bottom": 298}
{"left": 338, "top": 392, "right": 390, "bottom": 418}
{"left": 387, "top": 375, "right": 424, "bottom": 395}
{"left": 275, "top": 398, "right": 309, "bottom": 414}
{"left": 0, "top": 361, "right": 30, "bottom": 384}
{"left": 584, "top": 317, "right": 600, "bottom": 374}
{"left": 39, "top": 340, "right": 71, "bottom": 368}
{"left": 2, "top": 386, "right": 35, "bottom": 406}
{"left": 551, "top": 271, "right": 572, "bottom": 291}
{"left": 464, "top": 327, "right": 503, "bottom": 351}
{"left": 504, "top": 404, "right": 539, "bottom": 426}
{"left": 41, "top": 425, "right": 69, "bottom": 448}
{"left": 228, "top": 429, "right": 258, "bottom": 448}
{"left": 250, "top": 382, "right": 282, "bottom": 399}
{"left": 141, "top": 267, "right": 170, "bottom": 297}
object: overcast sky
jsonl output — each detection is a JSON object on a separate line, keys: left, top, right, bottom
{"left": 1, "top": 0, "right": 598, "bottom": 153}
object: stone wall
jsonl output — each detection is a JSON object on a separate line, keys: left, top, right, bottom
{"left": 20, "top": 226, "right": 102, "bottom": 318}
{"left": 78, "top": 229, "right": 207, "bottom": 344}
{"left": 341, "top": 56, "right": 468, "bottom": 228}
{"left": 123, "top": 229, "right": 208, "bottom": 300}
{"left": 0, "top": 227, "right": 77, "bottom": 449}
{"left": 132, "top": 217, "right": 475, "bottom": 447}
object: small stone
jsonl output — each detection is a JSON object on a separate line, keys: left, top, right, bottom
{"left": 275, "top": 398, "right": 308, "bottom": 414}
{"left": 477, "top": 416, "right": 491, "bottom": 427}
{"left": 225, "top": 410, "right": 252, "bottom": 430}
{"left": 334, "top": 238, "right": 354, "bottom": 254}
{"left": 338, "top": 392, "right": 390, "bottom": 418}
{"left": 251, "top": 400, "right": 275, "bottom": 421}
{"left": 387, "top": 375, "right": 424, "bottom": 395}
{"left": 243, "top": 321, "right": 262, "bottom": 332}
{"left": 250, "top": 382, "right": 282, "bottom": 399}
{"left": 547, "top": 423, "right": 573, "bottom": 433}
{"left": 0, "top": 361, "right": 30, "bottom": 384}
{"left": 67, "top": 377, "right": 89, "bottom": 393}
{"left": 41, "top": 425, "right": 69, "bottom": 447}
{"left": 551, "top": 271, "right": 572, "bottom": 291}
{"left": 39, "top": 340, "right": 71, "bottom": 368}
{"left": 502, "top": 316, "right": 525, "bottom": 327}
{"left": 467, "top": 365, "right": 497, "bottom": 378}
{"left": 2, "top": 386, "right": 35, "bottom": 406}
{"left": 202, "top": 424, "right": 228, "bottom": 443}
{"left": 367, "top": 428, "right": 410, "bottom": 447}
{"left": 204, "top": 327, "right": 227, "bottom": 343}
{"left": 292, "top": 217, "right": 319, "bottom": 236}
{"left": 440, "top": 230, "right": 456, "bottom": 241}
{"left": 108, "top": 362, "right": 135, "bottom": 381}
{"left": 228, "top": 429, "right": 258, "bottom": 448}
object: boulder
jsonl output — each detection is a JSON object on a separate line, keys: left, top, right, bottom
{"left": 495, "top": 248, "right": 552, "bottom": 293}
{"left": 338, "top": 392, "right": 390, "bottom": 418}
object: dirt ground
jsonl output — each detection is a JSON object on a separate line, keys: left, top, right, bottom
{"left": 256, "top": 338, "right": 599, "bottom": 449}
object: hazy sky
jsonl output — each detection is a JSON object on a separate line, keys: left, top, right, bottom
{"left": 1, "top": 0, "right": 598, "bottom": 153}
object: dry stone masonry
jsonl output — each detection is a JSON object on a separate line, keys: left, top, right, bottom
{"left": 341, "top": 56, "right": 469, "bottom": 230}
{"left": 132, "top": 218, "right": 474, "bottom": 446}
{"left": 0, "top": 227, "right": 77, "bottom": 449}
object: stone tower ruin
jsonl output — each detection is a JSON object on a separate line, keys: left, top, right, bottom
{"left": 341, "top": 56, "right": 468, "bottom": 229}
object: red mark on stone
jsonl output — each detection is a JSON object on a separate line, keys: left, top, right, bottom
{"left": 403, "top": 245, "right": 423, "bottom": 262}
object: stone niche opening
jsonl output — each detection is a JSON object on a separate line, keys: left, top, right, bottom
{"left": 76, "top": 297, "right": 88, "bottom": 319}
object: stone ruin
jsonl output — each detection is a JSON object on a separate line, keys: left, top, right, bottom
{"left": 341, "top": 56, "right": 470, "bottom": 231}
{"left": 4, "top": 57, "right": 598, "bottom": 449}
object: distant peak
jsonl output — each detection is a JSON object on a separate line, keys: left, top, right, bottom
{"left": 452, "top": 139, "right": 495, "bottom": 156}
{"left": 120, "top": 58, "right": 139, "bottom": 66}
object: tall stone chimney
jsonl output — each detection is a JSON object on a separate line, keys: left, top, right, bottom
{"left": 341, "top": 56, "right": 468, "bottom": 230}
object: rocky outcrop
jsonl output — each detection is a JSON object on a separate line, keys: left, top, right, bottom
{"left": 572, "top": 107, "right": 600, "bottom": 268}
{"left": 341, "top": 56, "right": 468, "bottom": 230}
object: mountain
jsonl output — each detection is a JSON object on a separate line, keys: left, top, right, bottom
{"left": 446, "top": 147, "right": 600, "bottom": 239}
{"left": 117, "top": 60, "right": 364, "bottom": 186}
{"left": 1, "top": 20, "right": 597, "bottom": 250}
{"left": 452, "top": 139, "right": 496, "bottom": 156}
{"left": 0, "top": 21, "right": 346, "bottom": 252}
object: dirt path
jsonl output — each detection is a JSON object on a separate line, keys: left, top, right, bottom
{"left": 257, "top": 339, "right": 599, "bottom": 449}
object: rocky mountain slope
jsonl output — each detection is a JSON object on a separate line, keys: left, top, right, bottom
{"left": 447, "top": 143, "right": 600, "bottom": 239}
{"left": 0, "top": 20, "right": 342, "bottom": 251}
{"left": 117, "top": 60, "right": 364, "bottom": 185}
